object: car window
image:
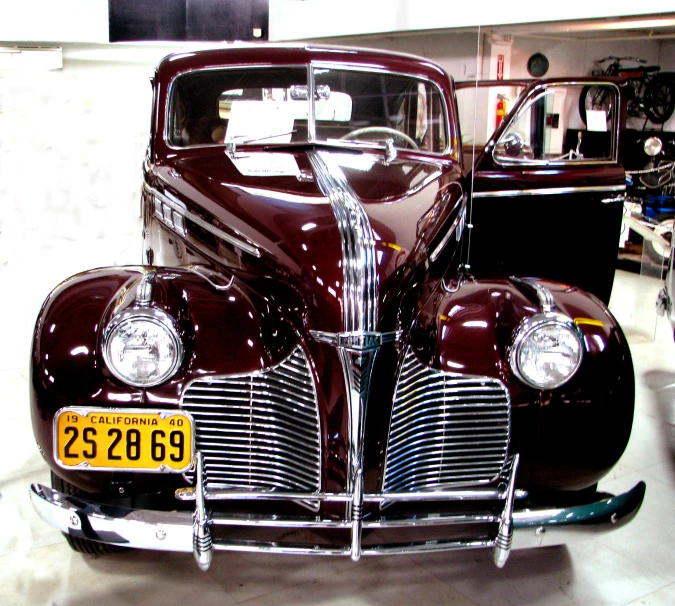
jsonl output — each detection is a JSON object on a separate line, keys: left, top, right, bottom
{"left": 168, "top": 67, "right": 308, "bottom": 147}
{"left": 168, "top": 66, "right": 448, "bottom": 154}
{"left": 457, "top": 82, "right": 618, "bottom": 165}
{"left": 312, "top": 67, "right": 448, "bottom": 153}
{"left": 494, "top": 83, "right": 618, "bottom": 163}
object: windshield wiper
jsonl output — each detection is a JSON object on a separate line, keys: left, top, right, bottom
{"left": 225, "top": 131, "right": 296, "bottom": 157}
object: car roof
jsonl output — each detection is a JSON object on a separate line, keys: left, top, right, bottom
{"left": 155, "top": 43, "right": 451, "bottom": 85}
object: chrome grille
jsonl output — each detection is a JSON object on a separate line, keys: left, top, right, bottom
{"left": 383, "top": 349, "right": 510, "bottom": 492}
{"left": 181, "top": 347, "right": 321, "bottom": 493}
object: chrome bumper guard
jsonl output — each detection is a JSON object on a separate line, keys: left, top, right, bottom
{"left": 30, "top": 453, "right": 645, "bottom": 571}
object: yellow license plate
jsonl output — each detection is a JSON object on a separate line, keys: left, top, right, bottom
{"left": 54, "top": 408, "right": 193, "bottom": 472}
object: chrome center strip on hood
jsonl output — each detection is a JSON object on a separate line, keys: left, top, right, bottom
{"left": 308, "top": 151, "right": 378, "bottom": 333}
{"left": 307, "top": 149, "right": 381, "bottom": 560}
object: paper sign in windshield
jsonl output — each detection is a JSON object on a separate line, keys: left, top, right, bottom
{"left": 586, "top": 110, "right": 608, "bottom": 132}
{"left": 231, "top": 153, "right": 301, "bottom": 177}
{"left": 225, "top": 101, "right": 295, "bottom": 144}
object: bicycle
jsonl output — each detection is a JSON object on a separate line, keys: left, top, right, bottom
{"left": 579, "top": 56, "right": 675, "bottom": 127}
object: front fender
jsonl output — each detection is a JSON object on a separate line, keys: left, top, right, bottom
{"left": 31, "top": 265, "right": 298, "bottom": 494}
{"left": 412, "top": 277, "right": 635, "bottom": 491}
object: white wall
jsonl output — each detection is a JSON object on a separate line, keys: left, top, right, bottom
{"left": 1, "top": 0, "right": 673, "bottom": 45}
{"left": 269, "top": 0, "right": 675, "bottom": 41}
{"left": 0, "top": 0, "right": 108, "bottom": 43}
{"left": 0, "top": 53, "right": 159, "bottom": 367}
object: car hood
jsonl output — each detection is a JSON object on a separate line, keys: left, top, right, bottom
{"left": 153, "top": 147, "right": 462, "bottom": 333}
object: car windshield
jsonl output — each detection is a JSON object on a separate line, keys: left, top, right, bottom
{"left": 168, "top": 66, "right": 448, "bottom": 153}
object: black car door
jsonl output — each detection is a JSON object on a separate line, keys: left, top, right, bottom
{"left": 457, "top": 79, "right": 625, "bottom": 304}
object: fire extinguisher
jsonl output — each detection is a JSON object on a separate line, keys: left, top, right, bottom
{"left": 496, "top": 95, "right": 506, "bottom": 129}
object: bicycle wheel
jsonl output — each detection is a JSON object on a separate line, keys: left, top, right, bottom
{"left": 644, "top": 76, "right": 675, "bottom": 124}
{"left": 578, "top": 85, "right": 613, "bottom": 125}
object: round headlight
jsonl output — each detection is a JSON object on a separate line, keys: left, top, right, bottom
{"left": 644, "top": 136, "right": 663, "bottom": 157}
{"left": 103, "top": 309, "right": 182, "bottom": 387}
{"left": 509, "top": 313, "right": 583, "bottom": 390}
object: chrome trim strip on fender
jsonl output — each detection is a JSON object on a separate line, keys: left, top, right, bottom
{"left": 471, "top": 184, "right": 626, "bottom": 199}
{"left": 509, "top": 277, "right": 556, "bottom": 313}
{"left": 135, "top": 270, "right": 155, "bottom": 305}
{"left": 144, "top": 183, "right": 262, "bottom": 258}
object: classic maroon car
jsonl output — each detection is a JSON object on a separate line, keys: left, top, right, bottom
{"left": 30, "top": 45, "right": 644, "bottom": 570}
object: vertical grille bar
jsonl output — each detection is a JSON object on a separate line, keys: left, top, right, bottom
{"left": 181, "top": 347, "right": 321, "bottom": 493}
{"left": 383, "top": 349, "right": 511, "bottom": 492}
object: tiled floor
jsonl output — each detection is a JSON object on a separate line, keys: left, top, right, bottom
{"left": 1, "top": 251, "right": 674, "bottom": 604}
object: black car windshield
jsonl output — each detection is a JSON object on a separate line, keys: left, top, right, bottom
{"left": 168, "top": 66, "right": 448, "bottom": 153}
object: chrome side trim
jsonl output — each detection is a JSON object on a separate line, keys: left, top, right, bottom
{"left": 29, "top": 481, "right": 645, "bottom": 563}
{"left": 306, "top": 63, "right": 316, "bottom": 144}
{"left": 429, "top": 191, "right": 467, "bottom": 263}
{"left": 144, "top": 183, "right": 262, "bottom": 258}
{"left": 471, "top": 184, "right": 626, "bottom": 199}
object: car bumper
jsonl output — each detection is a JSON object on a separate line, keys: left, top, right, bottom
{"left": 30, "top": 480, "right": 645, "bottom": 569}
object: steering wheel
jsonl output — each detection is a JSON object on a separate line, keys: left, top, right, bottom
{"left": 340, "top": 126, "right": 419, "bottom": 150}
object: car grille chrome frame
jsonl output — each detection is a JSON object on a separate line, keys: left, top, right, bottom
{"left": 382, "top": 348, "right": 511, "bottom": 494}
{"left": 172, "top": 344, "right": 520, "bottom": 571}
{"left": 181, "top": 346, "right": 322, "bottom": 498}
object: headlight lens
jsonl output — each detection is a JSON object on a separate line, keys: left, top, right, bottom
{"left": 509, "top": 313, "right": 583, "bottom": 390}
{"left": 103, "top": 309, "right": 182, "bottom": 387}
{"left": 644, "top": 136, "right": 663, "bottom": 157}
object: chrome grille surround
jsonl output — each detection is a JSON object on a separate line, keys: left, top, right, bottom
{"left": 181, "top": 346, "right": 321, "bottom": 493}
{"left": 383, "top": 349, "right": 511, "bottom": 493}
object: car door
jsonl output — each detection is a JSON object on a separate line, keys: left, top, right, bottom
{"left": 456, "top": 79, "right": 625, "bottom": 304}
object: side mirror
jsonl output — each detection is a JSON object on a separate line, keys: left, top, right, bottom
{"left": 502, "top": 132, "right": 525, "bottom": 158}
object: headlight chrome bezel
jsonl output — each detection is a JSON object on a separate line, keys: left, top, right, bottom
{"left": 102, "top": 307, "right": 183, "bottom": 388}
{"left": 508, "top": 312, "right": 584, "bottom": 390}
